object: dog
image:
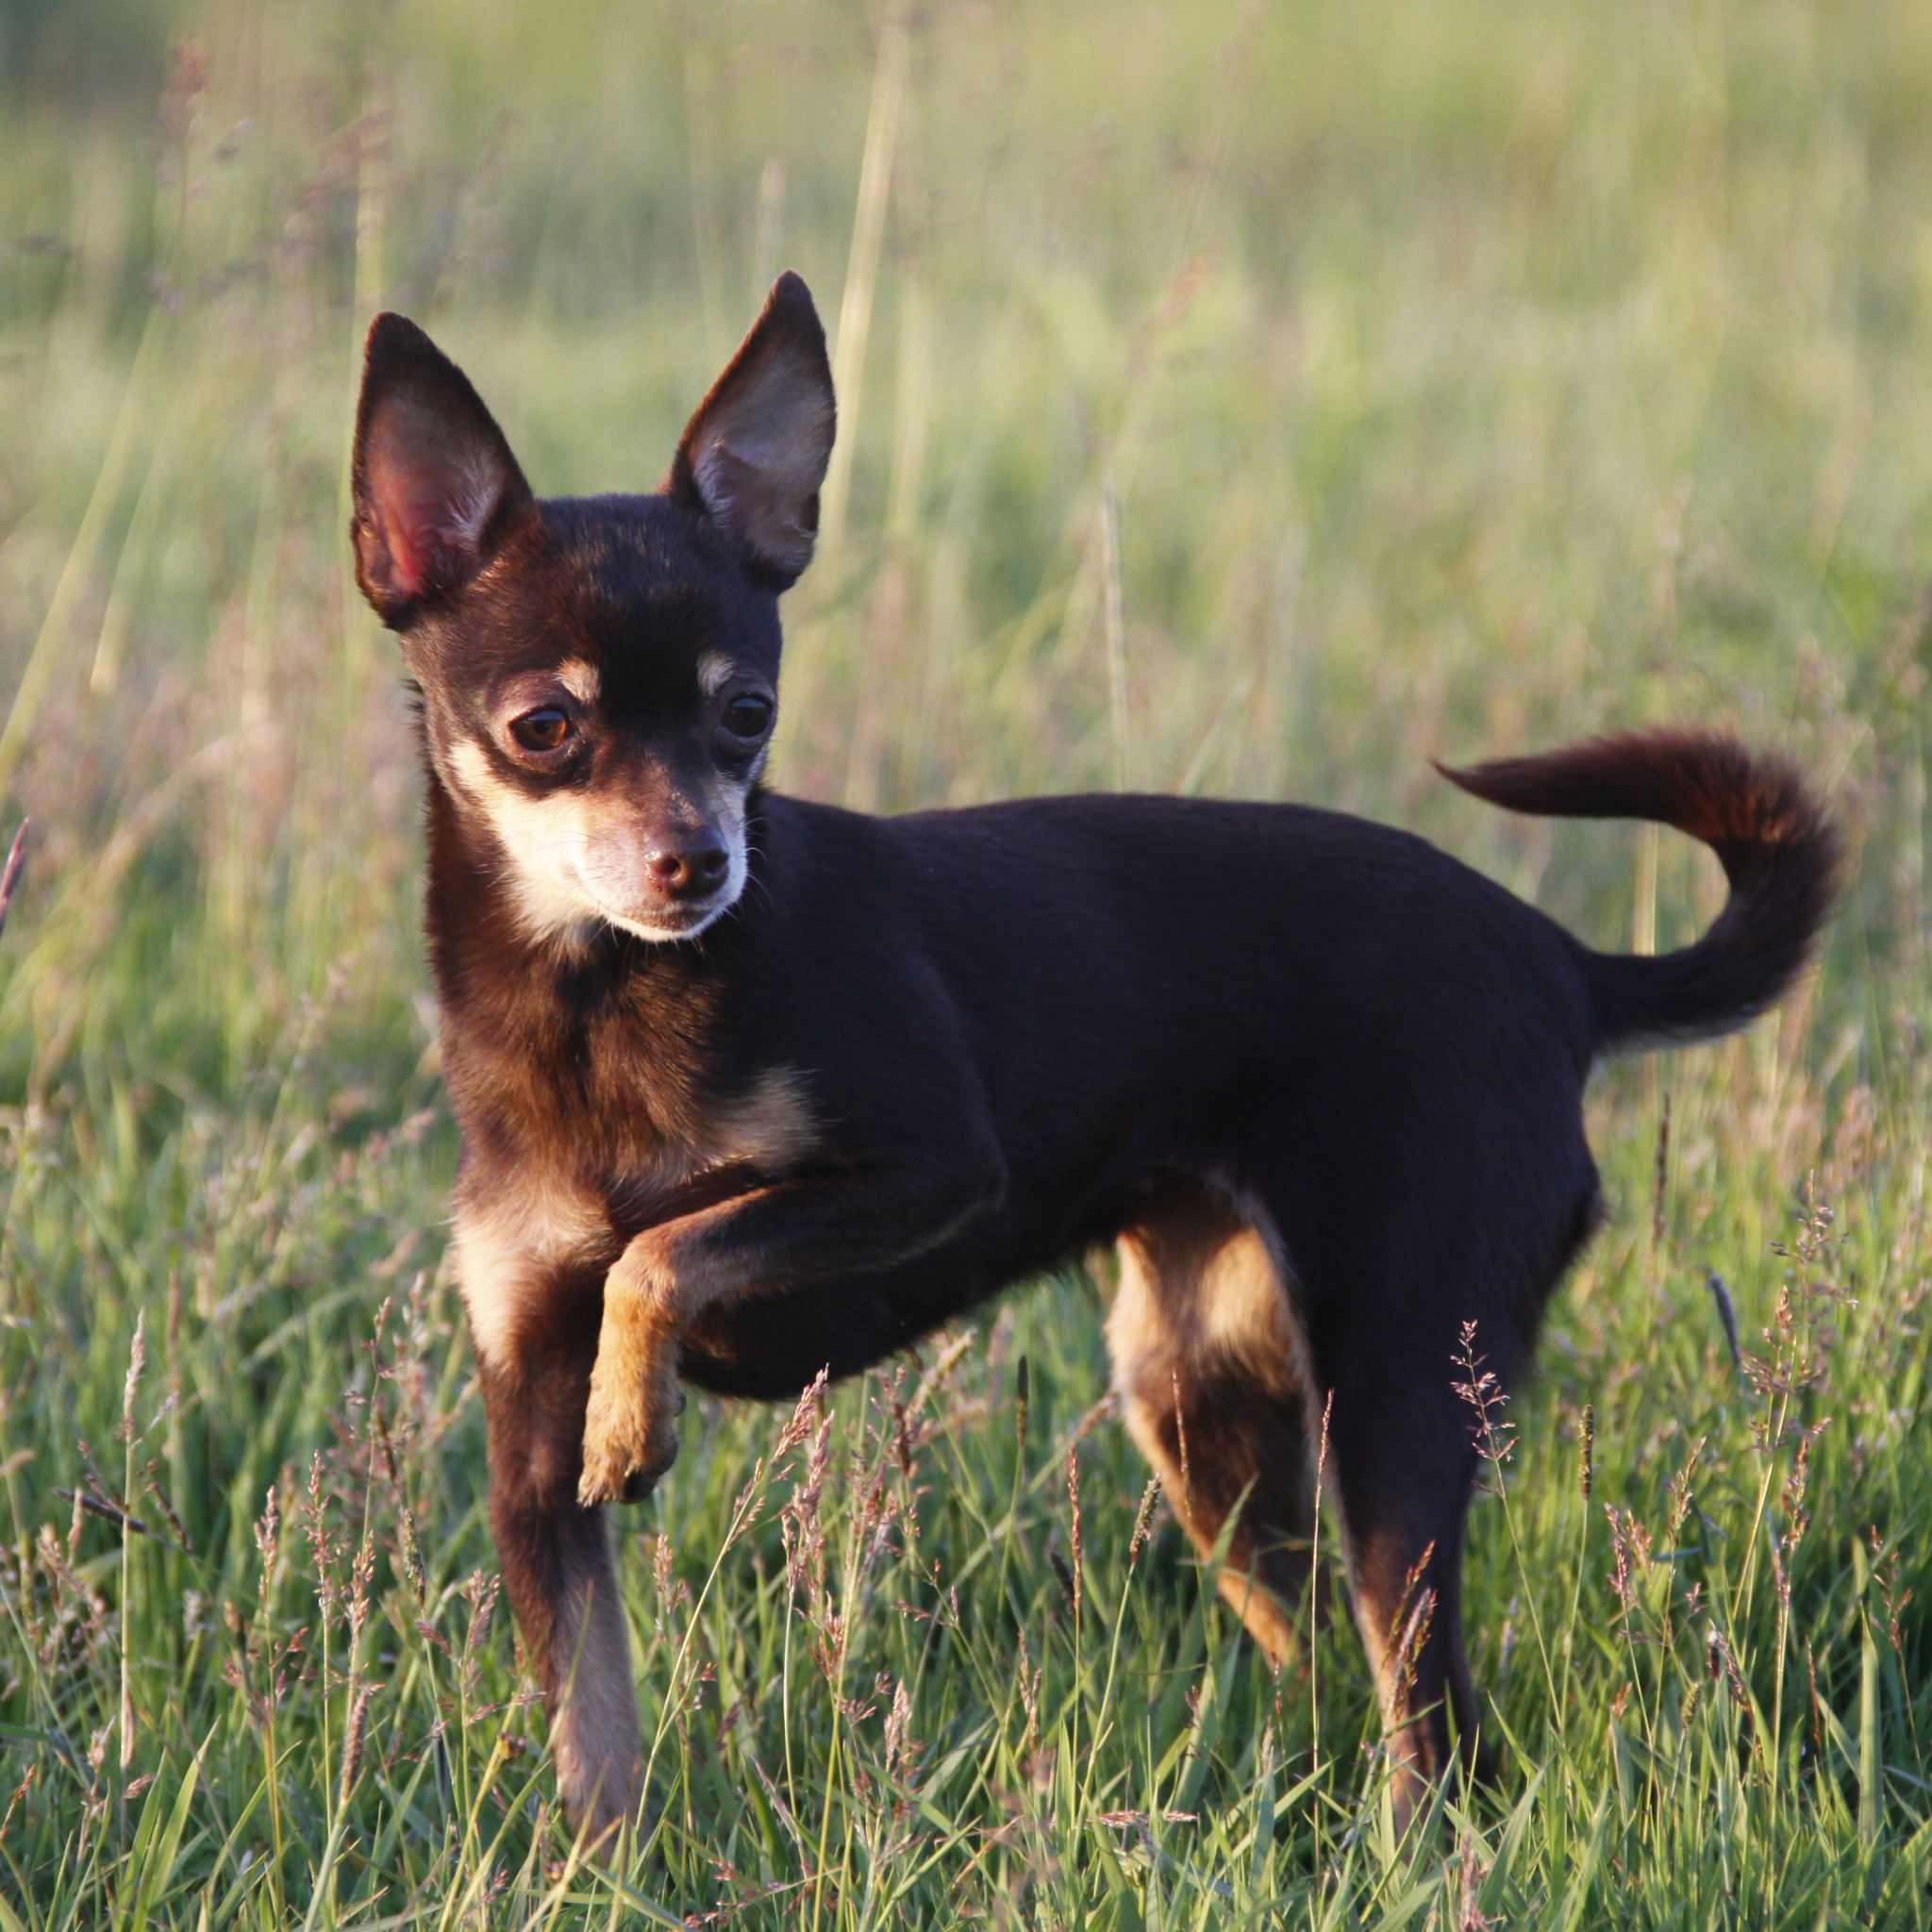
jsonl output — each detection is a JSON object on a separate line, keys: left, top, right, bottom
{"left": 348, "top": 272, "right": 1840, "bottom": 1848}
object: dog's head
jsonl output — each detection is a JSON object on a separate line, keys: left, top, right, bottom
{"left": 350, "top": 275, "right": 835, "bottom": 945}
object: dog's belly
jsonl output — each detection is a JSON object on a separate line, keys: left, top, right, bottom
{"left": 676, "top": 1241, "right": 1024, "bottom": 1398}
{"left": 675, "top": 1164, "right": 1158, "bottom": 1399}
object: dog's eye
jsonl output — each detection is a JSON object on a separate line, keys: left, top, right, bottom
{"left": 723, "top": 694, "right": 773, "bottom": 740}
{"left": 510, "top": 708, "right": 573, "bottom": 753}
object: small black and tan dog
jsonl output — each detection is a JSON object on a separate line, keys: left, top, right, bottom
{"left": 349, "top": 274, "right": 1838, "bottom": 1847}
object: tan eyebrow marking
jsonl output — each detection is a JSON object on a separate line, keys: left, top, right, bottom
{"left": 557, "top": 658, "right": 600, "bottom": 704}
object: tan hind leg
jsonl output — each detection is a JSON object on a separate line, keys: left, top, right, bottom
{"left": 1106, "top": 1177, "right": 1318, "bottom": 1665}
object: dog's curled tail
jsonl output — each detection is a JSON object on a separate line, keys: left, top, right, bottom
{"left": 1440, "top": 729, "right": 1842, "bottom": 1050}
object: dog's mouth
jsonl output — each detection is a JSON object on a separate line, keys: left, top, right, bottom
{"left": 583, "top": 866, "right": 742, "bottom": 943}
{"left": 602, "top": 897, "right": 732, "bottom": 942}
{"left": 565, "top": 821, "right": 747, "bottom": 945}
{"left": 479, "top": 806, "right": 747, "bottom": 947}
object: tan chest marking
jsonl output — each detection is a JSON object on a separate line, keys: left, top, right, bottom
{"left": 708, "top": 1066, "right": 817, "bottom": 1171}
{"left": 612, "top": 1066, "right": 820, "bottom": 1203}
{"left": 451, "top": 1176, "right": 612, "bottom": 1371}
{"left": 452, "top": 1070, "right": 817, "bottom": 1369}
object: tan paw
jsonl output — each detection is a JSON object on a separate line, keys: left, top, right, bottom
{"left": 578, "top": 1375, "right": 684, "bottom": 1507}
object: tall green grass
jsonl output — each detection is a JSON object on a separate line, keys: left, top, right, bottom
{"left": 2, "top": 0, "right": 1932, "bottom": 1921}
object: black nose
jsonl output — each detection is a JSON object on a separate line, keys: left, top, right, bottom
{"left": 644, "top": 843, "right": 729, "bottom": 901}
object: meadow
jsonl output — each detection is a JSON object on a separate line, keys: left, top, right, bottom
{"left": 2, "top": 0, "right": 1932, "bottom": 1921}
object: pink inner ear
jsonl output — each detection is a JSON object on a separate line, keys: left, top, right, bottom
{"left": 365, "top": 449, "right": 441, "bottom": 599}
{"left": 384, "top": 483, "right": 452, "bottom": 600}
{"left": 365, "top": 401, "right": 503, "bottom": 600}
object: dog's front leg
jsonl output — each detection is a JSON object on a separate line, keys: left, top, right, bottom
{"left": 579, "top": 1159, "right": 1003, "bottom": 1506}
{"left": 479, "top": 1334, "right": 641, "bottom": 1853}
{"left": 579, "top": 1245, "right": 686, "bottom": 1506}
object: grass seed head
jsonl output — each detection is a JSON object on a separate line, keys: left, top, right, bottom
{"left": 117, "top": 1311, "right": 144, "bottom": 1444}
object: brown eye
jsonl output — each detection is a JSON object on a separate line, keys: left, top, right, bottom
{"left": 510, "top": 708, "right": 572, "bottom": 753}
{"left": 723, "top": 693, "right": 773, "bottom": 740}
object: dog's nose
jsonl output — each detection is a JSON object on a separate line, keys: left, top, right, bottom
{"left": 643, "top": 843, "right": 730, "bottom": 900}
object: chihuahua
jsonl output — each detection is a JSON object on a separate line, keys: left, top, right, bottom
{"left": 349, "top": 273, "right": 1839, "bottom": 1847}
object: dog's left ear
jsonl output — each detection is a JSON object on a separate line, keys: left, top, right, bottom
{"left": 666, "top": 272, "right": 836, "bottom": 590}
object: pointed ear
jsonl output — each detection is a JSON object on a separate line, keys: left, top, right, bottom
{"left": 665, "top": 272, "right": 836, "bottom": 589}
{"left": 350, "top": 313, "right": 536, "bottom": 626}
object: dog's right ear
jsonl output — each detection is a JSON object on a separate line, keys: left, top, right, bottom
{"left": 351, "top": 314, "right": 536, "bottom": 627}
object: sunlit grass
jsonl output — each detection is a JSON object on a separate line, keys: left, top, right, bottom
{"left": 2, "top": 0, "right": 1931, "bottom": 1922}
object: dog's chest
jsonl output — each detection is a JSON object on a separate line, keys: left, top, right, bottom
{"left": 448, "top": 1065, "right": 819, "bottom": 1368}
{"left": 596, "top": 1060, "right": 819, "bottom": 1218}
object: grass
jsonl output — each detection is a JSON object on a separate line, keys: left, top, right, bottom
{"left": 2, "top": 0, "right": 1932, "bottom": 1921}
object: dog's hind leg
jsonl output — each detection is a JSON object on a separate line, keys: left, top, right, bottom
{"left": 1107, "top": 1179, "right": 1316, "bottom": 1666}
{"left": 1317, "top": 1344, "right": 1485, "bottom": 1826}
{"left": 1293, "top": 1159, "right": 1598, "bottom": 1830}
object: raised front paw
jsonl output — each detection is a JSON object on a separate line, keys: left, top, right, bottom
{"left": 578, "top": 1370, "right": 685, "bottom": 1507}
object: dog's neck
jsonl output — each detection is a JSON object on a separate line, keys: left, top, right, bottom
{"left": 420, "top": 763, "right": 753, "bottom": 1160}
